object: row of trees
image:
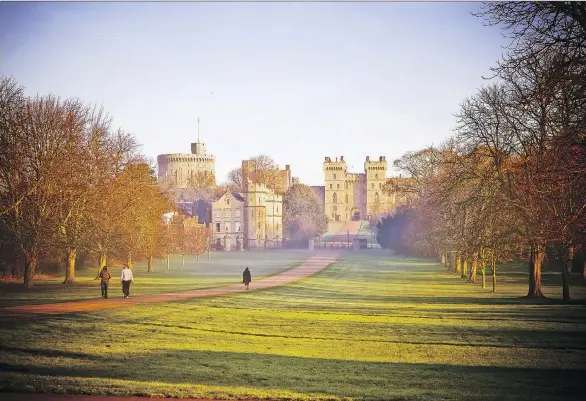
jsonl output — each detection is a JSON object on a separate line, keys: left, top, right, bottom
{"left": 0, "top": 76, "right": 185, "bottom": 288}
{"left": 383, "top": 2, "right": 586, "bottom": 299}
{"left": 155, "top": 215, "right": 211, "bottom": 272}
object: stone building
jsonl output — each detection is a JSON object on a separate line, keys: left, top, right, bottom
{"left": 241, "top": 160, "right": 284, "bottom": 249}
{"left": 318, "top": 156, "right": 398, "bottom": 222}
{"left": 157, "top": 140, "right": 216, "bottom": 188}
{"left": 211, "top": 192, "right": 245, "bottom": 250}
{"left": 210, "top": 159, "right": 285, "bottom": 250}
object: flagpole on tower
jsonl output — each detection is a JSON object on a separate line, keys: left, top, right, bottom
{"left": 197, "top": 117, "right": 200, "bottom": 143}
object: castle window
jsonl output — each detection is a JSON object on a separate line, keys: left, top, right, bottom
{"left": 258, "top": 221, "right": 261, "bottom": 229}
{"left": 337, "top": 184, "right": 340, "bottom": 189}
{"left": 330, "top": 184, "right": 333, "bottom": 189}
{"left": 375, "top": 192, "right": 380, "bottom": 203}
{"left": 236, "top": 223, "right": 241, "bottom": 232}
{"left": 216, "top": 223, "right": 221, "bottom": 233}
{"left": 375, "top": 173, "right": 379, "bottom": 179}
{"left": 379, "top": 183, "right": 382, "bottom": 188}
{"left": 371, "top": 183, "right": 375, "bottom": 189}
{"left": 225, "top": 225, "right": 229, "bottom": 232}
{"left": 334, "top": 174, "right": 336, "bottom": 179}
{"left": 345, "top": 194, "right": 348, "bottom": 203}
{"left": 333, "top": 192, "right": 337, "bottom": 203}
{"left": 226, "top": 197, "right": 230, "bottom": 204}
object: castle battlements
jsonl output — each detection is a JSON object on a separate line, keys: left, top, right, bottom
{"left": 157, "top": 140, "right": 216, "bottom": 189}
{"left": 323, "top": 155, "right": 392, "bottom": 222}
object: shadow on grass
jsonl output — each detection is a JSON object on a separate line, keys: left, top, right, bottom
{"left": 0, "top": 349, "right": 584, "bottom": 401}
{"left": 0, "top": 346, "right": 106, "bottom": 361}
{"left": 129, "top": 321, "right": 586, "bottom": 350}
{"left": 268, "top": 282, "right": 586, "bottom": 308}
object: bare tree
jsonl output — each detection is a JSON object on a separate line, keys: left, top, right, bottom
{"left": 0, "top": 93, "right": 90, "bottom": 287}
{"left": 227, "top": 154, "right": 285, "bottom": 193}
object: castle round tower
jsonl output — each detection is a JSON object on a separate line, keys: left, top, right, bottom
{"left": 157, "top": 140, "right": 216, "bottom": 188}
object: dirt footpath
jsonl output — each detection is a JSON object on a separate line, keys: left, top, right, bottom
{"left": 0, "top": 394, "right": 239, "bottom": 401}
{"left": 0, "top": 251, "right": 340, "bottom": 318}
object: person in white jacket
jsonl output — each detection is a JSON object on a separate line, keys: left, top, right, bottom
{"left": 120, "top": 264, "right": 134, "bottom": 298}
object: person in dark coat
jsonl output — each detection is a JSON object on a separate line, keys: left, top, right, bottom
{"left": 243, "top": 267, "right": 252, "bottom": 290}
{"left": 99, "top": 266, "right": 111, "bottom": 299}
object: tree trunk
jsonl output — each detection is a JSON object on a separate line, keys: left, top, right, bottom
{"left": 166, "top": 254, "right": 170, "bottom": 270}
{"left": 561, "top": 249, "right": 570, "bottom": 302}
{"left": 527, "top": 245, "right": 545, "bottom": 298}
{"left": 481, "top": 260, "right": 486, "bottom": 289}
{"left": 567, "top": 246, "right": 574, "bottom": 275}
{"left": 468, "top": 255, "right": 477, "bottom": 283}
{"left": 63, "top": 246, "right": 76, "bottom": 284}
{"left": 561, "top": 260, "right": 570, "bottom": 301}
{"left": 583, "top": 259, "right": 586, "bottom": 279}
{"left": 23, "top": 249, "right": 38, "bottom": 289}
{"left": 461, "top": 260, "right": 468, "bottom": 279}
{"left": 147, "top": 255, "right": 153, "bottom": 273}
{"left": 447, "top": 252, "right": 453, "bottom": 271}
{"left": 95, "top": 250, "right": 106, "bottom": 279}
{"left": 491, "top": 256, "right": 496, "bottom": 293}
{"left": 196, "top": 253, "right": 199, "bottom": 262}
{"left": 127, "top": 252, "right": 133, "bottom": 269}
{"left": 440, "top": 252, "right": 446, "bottom": 265}
{"left": 182, "top": 254, "right": 185, "bottom": 267}
{"left": 455, "top": 255, "right": 461, "bottom": 275}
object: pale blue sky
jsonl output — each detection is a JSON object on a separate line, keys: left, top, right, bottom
{"left": 0, "top": 1, "right": 505, "bottom": 186}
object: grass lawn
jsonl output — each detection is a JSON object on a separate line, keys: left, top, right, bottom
{"left": 0, "top": 250, "right": 308, "bottom": 308}
{"left": 1, "top": 251, "right": 585, "bottom": 400}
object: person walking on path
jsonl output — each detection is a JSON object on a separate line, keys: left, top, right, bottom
{"left": 243, "top": 267, "right": 252, "bottom": 290}
{"left": 99, "top": 266, "right": 111, "bottom": 299}
{"left": 120, "top": 264, "right": 134, "bottom": 298}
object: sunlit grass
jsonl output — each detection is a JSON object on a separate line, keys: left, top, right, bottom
{"left": 0, "top": 250, "right": 307, "bottom": 307}
{"left": 0, "top": 251, "right": 585, "bottom": 400}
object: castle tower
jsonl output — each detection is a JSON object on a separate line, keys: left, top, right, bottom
{"left": 157, "top": 127, "right": 216, "bottom": 188}
{"left": 364, "top": 156, "right": 387, "bottom": 219}
{"left": 323, "top": 156, "right": 348, "bottom": 222}
{"left": 191, "top": 141, "right": 207, "bottom": 156}
{"left": 242, "top": 160, "right": 257, "bottom": 186}
{"left": 279, "top": 165, "right": 292, "bottom": 193}
{"left": 243, "top": 180, "right": 267, "bottom": 249}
